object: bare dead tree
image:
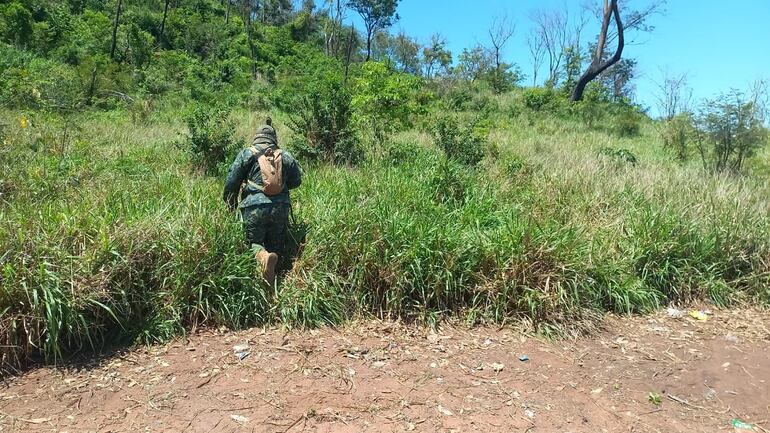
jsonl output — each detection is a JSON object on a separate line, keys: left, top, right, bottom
{"left": 488, "top": 16, "right": 515, "bottom": 74}
{"left": 531, "top": 9, "right": 568, "bottom": 87}
{"left": 654, "top": 71, "right": 692, "bottom": 120}
{"left": 323, "top": 0, "right": 346, "bottom": 56}
{"left": 530, "top": 7, "right": 588, "bottom": 87}
{"left": 750, "top": 79, "right": 769, "bottom": 124}
{"left": 527, "top": 32, "right": 546, "bottom": 86}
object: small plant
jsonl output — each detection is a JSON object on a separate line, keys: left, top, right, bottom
{"left": 431, "top": 114, "right": 488, "bottom": 166}
{"left": 183, "top": 103, "right": 238, "bottom": 175}
{"left": 648, "top": 392, "right": 662, "bottom": 406}
{"left": 521, "top": 87, "right": 562, "bottom": 113}
{"left": 429, "top": 157, "right": 467, "bottom": 204}
{"left": 661, "top": 114, "right": 695, "bottom": 162}
{"left": 598, "top": 147, "right": 638, "bottom": 166}
{"left": 614, "top": 106, "right": 643, "bottom": 137}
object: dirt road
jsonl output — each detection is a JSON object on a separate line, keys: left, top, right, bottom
{"left": 1, "top": 309, "right": 769, "bottom": 432}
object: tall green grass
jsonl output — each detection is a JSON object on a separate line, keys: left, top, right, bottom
{"left": 1, "top": 104, "right": 768, "bottom": 370}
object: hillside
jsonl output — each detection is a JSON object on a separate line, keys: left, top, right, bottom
{"left": 1, "top": 0, "right": 769, "bottom": 372}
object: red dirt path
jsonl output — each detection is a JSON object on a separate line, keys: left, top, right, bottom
{"left": 1, "top": 309, "right": 769, "bottom": 433}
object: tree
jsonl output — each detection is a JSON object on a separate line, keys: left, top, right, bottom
{"left": 487, "top": 16, "right": 515, "bottom": 93}
{"left": 347, "top": 0, "right": 400, "bottom": 61}
{"left": 456, "top": 45, "right": 493, "bottom": 83}
{"left": 422, "top": 34, "right": 452, "bottom": 78}
{"left": 391, "top": 31, "right": 421, "bottom": 74}
{"left": 159, "top": 0, "right": 170, "bottom": 42}
{"left": 570, "top": 0, "right": 663, "bottom": 101}
{"left": 526, "top": 31, "right": 546, "bottom": 86}
{"left": 599, "top": 57, "right": 637, "bottom": 102}
{"left": 109, "top": 0, "right": 123, "bottom": 60}
{"left": 529, "top": 6, "right": 590, "bottom": 88}
{"left": 322, "top": 0, "right": 346, "bottom": 56}
{"left": 694, "top": 90, "right": 768, "bottom": 174}
{"left": 654, "top": 71, "right": 691, "bottom": 120}
{"left": 0, "top": 2, "right": 33, "bottom": 46}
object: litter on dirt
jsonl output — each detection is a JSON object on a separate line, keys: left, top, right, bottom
{"left": 232, "top": 344, "right": 250, "bottom": 353}
{"left": 666, "top": 307, "right": 684, "bottom": 318}
{"left": 233, "top": 343, "right": 250, "bottom": 360}
{"left": 732, "top": 419, "right": 755, "bottom": 431}
{"left": 689, "top": 311, "right": 710, "bottom": 321}
{"left": 230, "top": 414, "right": 249, "bottom": 424}
{"left": 490, "top": 362, "right": 505, "bottom": 372}
{"left": 518, "top": 355, "right": 530, "bottom": 362}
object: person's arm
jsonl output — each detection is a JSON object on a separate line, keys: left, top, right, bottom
{"left": 284, "top": 153, "right": 302, "bottom": 190}
{"left": 223, "top": 149, "right": 253, "bottom": 210}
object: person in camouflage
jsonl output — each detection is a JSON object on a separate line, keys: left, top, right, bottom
{"left": 223, "top": 118, "right": 302, "bottom": 285}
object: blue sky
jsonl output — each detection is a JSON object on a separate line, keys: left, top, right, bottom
{"left": 344, "top": 0, "right": 770, "bottom": 114}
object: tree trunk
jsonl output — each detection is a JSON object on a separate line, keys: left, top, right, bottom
{"left": 570, "top": 0, "right": 624, "bottom": 102}
{"left": 345, "top": 26, "right": 355, "bottom": 81}
{"left": 159, "top": 0, "right": 170, "bottom": 42}
{"left": 109, "top": 0, "right": 123, "bottom": 60}
{"left": 225, "top": 0, "right": 231, "bottom": 24}
{"left": 365, "top": 28, "right": 372, "bottom": 61}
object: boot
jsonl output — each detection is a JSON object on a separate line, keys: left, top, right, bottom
{"left": 256, "top": 250, "right": 278, "bottom": 286}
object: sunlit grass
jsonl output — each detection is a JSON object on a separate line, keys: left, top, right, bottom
{"left": 1, "top": 100, "right": 768, "bottom": 370}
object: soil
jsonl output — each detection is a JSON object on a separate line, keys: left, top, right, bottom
{"left": 1, "top": 309, "right": 769, "bottom": 433}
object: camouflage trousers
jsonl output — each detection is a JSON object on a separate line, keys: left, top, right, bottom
{"left": 241, "top": 203, "right": 290, "bottom": 255}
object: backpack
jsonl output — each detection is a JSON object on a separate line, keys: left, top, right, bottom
{"left": 250, "top": 146, "right": 284, "bottom": 196}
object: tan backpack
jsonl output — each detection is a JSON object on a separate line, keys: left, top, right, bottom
{"left": 251, "top": 146, "right": 284, "bottom": 196}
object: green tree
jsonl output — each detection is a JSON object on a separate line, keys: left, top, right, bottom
{"left": 0, "top": 2, "right": 33, "bottom": 46}
{"left": 694, "top": 90, "right": 768, "bottom": 174}
{"left": 352, "top": 61, "right": 422, "bottom": 144}
{"left": 422, "top": 33, "right": 451, "bottom": 78}
{"left": 347, "top": 0, "right": 400, "bottom": 61}
{"left": 456, "top": 45, "right": 492, "bottom": 83}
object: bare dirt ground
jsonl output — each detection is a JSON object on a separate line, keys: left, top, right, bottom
{"left": 1, "top": 309, "right": 769, "bottom": 433}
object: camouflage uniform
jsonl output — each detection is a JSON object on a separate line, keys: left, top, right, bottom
{"left": 223, "top": 123, "right": 302, "bottom": 257}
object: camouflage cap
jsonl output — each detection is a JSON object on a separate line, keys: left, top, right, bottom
{"left": 253, "top": 117, "right": 277, "bottom": 146}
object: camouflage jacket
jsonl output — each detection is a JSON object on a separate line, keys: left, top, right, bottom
{"left": 223, "top": 143, "right": 302, "bottom": 209}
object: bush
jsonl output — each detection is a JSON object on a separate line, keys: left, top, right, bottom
{"left": 183, "top": 103, "right": 238, "bottom": 175}
{"left": 694, "top": 90, "right": 768, "bottom": 174}
{"left": 272, "top": 57, "right": 359, "bottom": 164}
{"left": 521, "top": 87, "right": 562, "bottom": 113}
{"left": 352, "top": 61, "right": 424, "bottom": 145}
{"left": 613, "top": 106, "right": 643, "bottom": 137}
{"left": 660, "top": 114, "right": 695, "bottom": 162}
{"left": 443, "top": 83, "right": 499, "bottom": 113}
{"left": 598, "top": 147, "right": 638, "bottom": 166}
{"left": 431, "top": 114, "right": 488, "bottom": 165}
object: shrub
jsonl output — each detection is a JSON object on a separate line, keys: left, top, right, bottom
{"left": 598, "top": 147, "right": 638, "bottom": 166}
{"left": 693, "top": 90, "right": 768, "bottom": 174}
{"left": 613, "top": 106, "right": 643, "bottom": 137}
{"left": 429, "top": 157, "right": 467, "bottom": 204}
{"left": 521, "top": 87, "right": 562, "bottom": 113}
{"left": 183, "top": 103, "right": 238, "bottom": 175}
{"left": 660, "top": 114, "right": 695, "bottom": 162}
{"left": 272, "top": 58, "right": 359, "bottom": 164}
{"left": 352, "top": 61, "right": 424, "bottom": 145}
{"left": 431, "top": 114, "right": 488, "bottom": 165}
